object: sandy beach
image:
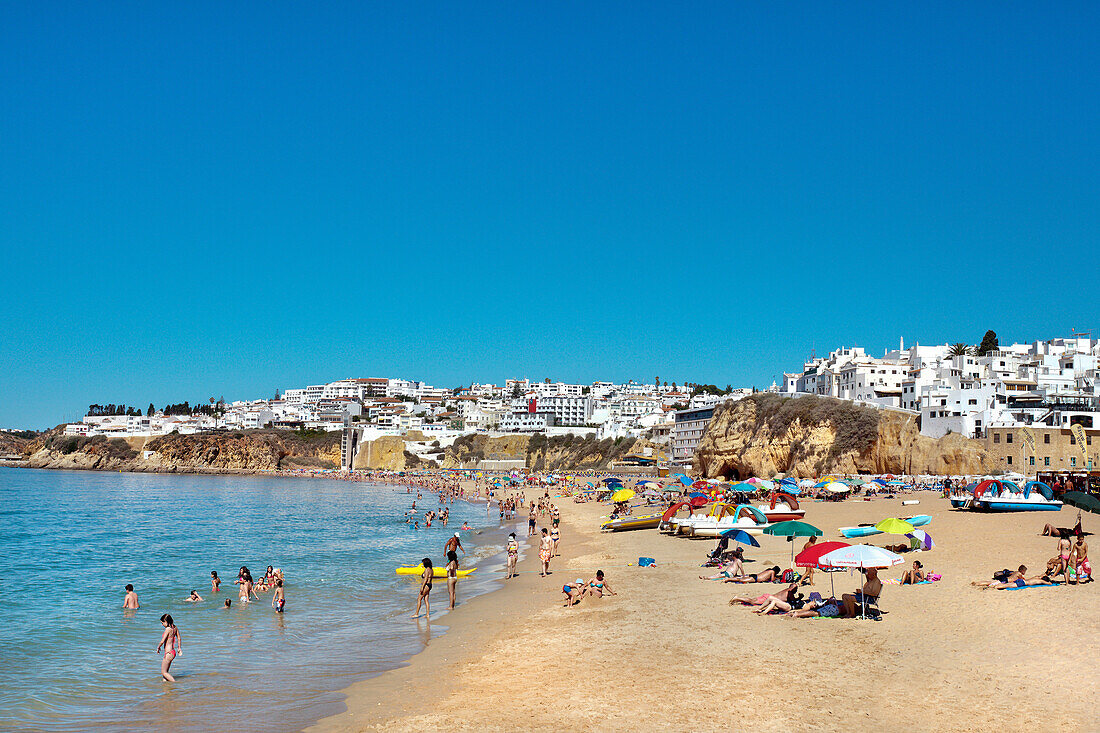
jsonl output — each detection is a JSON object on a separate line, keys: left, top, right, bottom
{"left": 309, "top": 480, "right": 1099, "bottom": 733}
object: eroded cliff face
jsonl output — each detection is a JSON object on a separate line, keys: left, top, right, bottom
{"left": 692, "top": 395, "right": 992, "bottom": 478}
{"left": 24, "top": 428, "right": 341, "bottom": 473}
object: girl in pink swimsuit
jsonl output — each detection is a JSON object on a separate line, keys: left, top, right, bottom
{"left": 157, "top": 614, "right": 182, "bottom": 682}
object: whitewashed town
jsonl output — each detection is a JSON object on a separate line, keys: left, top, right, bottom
{"left": 62, "top": 332, "right": 1100, "bottom": 474}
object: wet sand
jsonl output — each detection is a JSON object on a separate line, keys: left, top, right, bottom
{"left": 311, "top": 484, "right": 1099, "bottom": 733}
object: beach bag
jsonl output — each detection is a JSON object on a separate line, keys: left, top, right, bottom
{"left": 781, "top": 569, "right": 801, "bottom": 583}
{"left": 638, "top": 557, "right": 656, "bottom": 567}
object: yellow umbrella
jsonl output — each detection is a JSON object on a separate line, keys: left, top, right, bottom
{"left": 875, "top": 517, "right": 915, "bottom": 535}
{"left": 611, "top": 488, "right": 635, "bottom": 503}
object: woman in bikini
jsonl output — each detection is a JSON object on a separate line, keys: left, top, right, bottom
{"left": 211, "top": 571, "right": 221, "bottom": 593}
{"left": 538, "top": 528, "right": 553, "bottom": 577}
{"left": 156, "top": 614, "right": 182, "bottom": 682}
{"left": 446, "top": 550, "right": 459, "bottom": 609}
{"left": 726, "top": 566, "right": 782, "bottom": 584}
{"left": 413, "top": 557, "right": 433, "bottom": 619}
{"left": 506, "top": 533, "right": 519, "bottom": 579}
{"left": 550, "top": 526, "right": 561, "bottom": 557}
{"left": 587, "top": 570, "right": 615, "bottom": 598}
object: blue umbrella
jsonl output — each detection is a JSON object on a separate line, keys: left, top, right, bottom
{"left": 720, "top": 528, "right": 761, "bottom": 546}
{"left": 687, "top": 491, "right": 708, "bottom": 499}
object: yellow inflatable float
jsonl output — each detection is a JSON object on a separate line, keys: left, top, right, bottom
{"left": 395, "top": 565, "right": 476, "bottom": 578}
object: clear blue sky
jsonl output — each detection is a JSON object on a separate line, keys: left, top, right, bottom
{"left": 2, "top": 4, "right": 1098, "bottom": 428}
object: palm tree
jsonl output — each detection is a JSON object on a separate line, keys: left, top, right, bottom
{"left": 948, "top": 343, "right": 972, "bottom": 357}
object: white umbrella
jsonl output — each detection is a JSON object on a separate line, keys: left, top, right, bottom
{"left": 824, "top": 481, "right": 850, "bottom": 494}
{"left": 798, "top": 478, "right": 816, "bottom": 488}
{"left": 818, "top": 544, "right": 904, "bottom": 618}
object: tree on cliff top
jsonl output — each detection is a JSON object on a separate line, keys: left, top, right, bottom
{"left": 977, "top": 330, "right": 999, "bottom": 356}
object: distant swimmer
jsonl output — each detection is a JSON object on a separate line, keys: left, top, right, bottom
{"left": 186, "top": 590, "right": 204, "bottom": 602}
{"left": 211, "top": 571, "right": 221, "bottom": 593}
{"left": 156, "top": 614, "right": 181, "bottom": 682}
{"left": 272, "top": 579, "right": 285, "bottom": 613}
{"left": 462, "top": 522, "right": 470, "bottom": 531}
{"left": 223, "top": 599, "right": 232, "bottom": 609}
{"left": 444, "top": 532, "right": 465, "bottom": 556}
{"left": 123, "top": 584, "right": 139, "bottom": 609}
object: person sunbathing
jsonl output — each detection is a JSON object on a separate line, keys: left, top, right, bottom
{"left": 972, "top": 565, "right": 1026, "bottom": 588}
{"left": 901, "top": 560, "right": 927, "bottom": 584}
{"left": 699, "top": 551, "right": 744, "bottom": 580}
{"left": 785, "top": 596, "right": 841, "bottom": 618}
{"left": 754, "top": 590, "right": 806, "bottom": 615}
{"left": 725, "top": 565, "right": 782, "bottom": 584}
{"left": 729, "top": 583, "right": 798, "bottom": 607}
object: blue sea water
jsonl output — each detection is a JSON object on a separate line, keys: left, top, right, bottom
{"left": 0, "top": 467, "right": 512, "bottom": 732}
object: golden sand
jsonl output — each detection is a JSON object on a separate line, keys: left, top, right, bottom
{"left": 310, "top": 482, "right": 1098, "bottom": 733}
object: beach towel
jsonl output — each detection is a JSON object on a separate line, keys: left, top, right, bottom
{"left": 1004, "top": 582, "right": 1062, "bottom": 590}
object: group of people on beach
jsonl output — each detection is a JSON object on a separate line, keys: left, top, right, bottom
{"left": 974, "top": 526, "right": 1091, "bottom": 589}
{"left": 123, "top": 563, "right": 286, "bottom": 682}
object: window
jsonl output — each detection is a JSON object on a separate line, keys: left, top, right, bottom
{"left": 1007, "top": 456, "right": 1013, "bottom": 465}
{"left": 1071, "top": 457, "right": 1077, "bottom": 467}
{"left": 1044, "top": 434, "right": 1050, "bottom": 444}
{"left": 1006, "top": 434, "right": 1013, "bottom": 444}
{"left": 1029, "top": 456, "right": 1035, "bottom": 466}
{"left": 993, "top": 433, "right": 1000, "bottom": 444}
{"left": 1044, "top": 457, "right": 1050, "bottom": 466}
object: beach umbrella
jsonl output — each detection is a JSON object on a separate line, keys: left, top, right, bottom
{"left": 818, "top": 544, "right": 904, "bottom": 618}
{"left": 905, "top": 529, "right": 934, "bottom": 551}
{"left": 689, "top": 496, "right": 710, "bottom": 507}
{"left": 798, "top": 478, "right": 816, "bottom": 488}
{"left": 824, "top": 482, "right": 850, "bottom": 494}
{"left": 675, "top": 474, "right": 693, "bottom": 486}
{"left": 847, "top": 477, "right": 866, "bottom": 486}
{"left": 1062, "top": 491, "right": 1100, "bottom": 514}
{"left": 874, "top": 517, "right": 915, "bottom": 535}
{"left": 611, "top": 488, "right": 635, "bottom": 503}
{"left": 796, "top": 541, "right": 851, "bottom": 569}
{"left": 765, "top": 521, "right": 824, "bottom": 563}
{"left": 687, "top": 491, "right": 707, "bottom": 499}
{"left": 719, "top": 528, "right": 761, "bottom": 547}
{"left": 764, "top": 520, "right": 823, "bottom": 538}
{"left": 601, "top": 477, "right": 623, "bottom": 485}
{"left": 642, "top": 482, "right": 661, "bottom": 490}
{"left": 642, "top": 489, "right": 662, "bottom": 497}
{"left": 730, "top": 482, "right": 757, "bottom": 493}
{"left": 795, "top": 540, "right": 851, "bottom": 597}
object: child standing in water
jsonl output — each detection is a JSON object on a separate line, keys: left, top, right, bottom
{"left": 156, "top": 614, "right": 181, "bottom": 682}
{"left": 211, "top": 571, "right": 221, "bottom": 593}
{"left": 272, "top": 579, "right": 285, "bottom": 612}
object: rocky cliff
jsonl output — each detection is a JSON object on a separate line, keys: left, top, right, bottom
{"left": 352, "top": 431, "right": 658, "bottom": 472}
{"left": 24, "top": 428, "right": 341, "bottom": 473}
{"left": 692, "top": 394, "right": 993, "bottom": 478}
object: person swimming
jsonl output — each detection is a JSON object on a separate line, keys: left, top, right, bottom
{"left": 186, "top": 590, "right": 203, "bottom": 602}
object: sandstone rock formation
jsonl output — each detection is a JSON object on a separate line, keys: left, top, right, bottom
{"left": 692, "top": 394, "right": 993, "bottom": 478}
{"left": 24, "top": 428, "right": 340, "bottom": 473}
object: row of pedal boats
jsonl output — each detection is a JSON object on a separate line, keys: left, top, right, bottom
{"left": 947, "top": 479, "right": 1063, "bottom": 512}
{"left": 601, "top": 491, "right": 934, "bottom": 538}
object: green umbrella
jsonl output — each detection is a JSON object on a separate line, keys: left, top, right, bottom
{"left": 1062, "top": 491, "right": 1100, "bottom": 514}
{"left": 764, "top": 520, "right": 823, "bottom": 537}
{"left": 764, "top": 521, "right": 823, "bottom": 565}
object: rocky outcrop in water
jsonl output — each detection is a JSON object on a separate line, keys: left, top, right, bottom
{"left": 24, "top": 428, "right": 341, "bottom": 473}
{"left": 692, "top": 394, "right": 992, "bottom": 478}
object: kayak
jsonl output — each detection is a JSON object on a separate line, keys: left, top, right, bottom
{"left": 839, "top": 515, "right": 931, "bottom": 539}
{"left": 395, "top": 566, "right": 477, "bottom": 578}
{"left": 601, "top": 513, "right": 663, "bottom": 531}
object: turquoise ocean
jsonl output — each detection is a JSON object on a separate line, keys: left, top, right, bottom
{"left": 0, "top": 467, "right": 514, "bottom": 731}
